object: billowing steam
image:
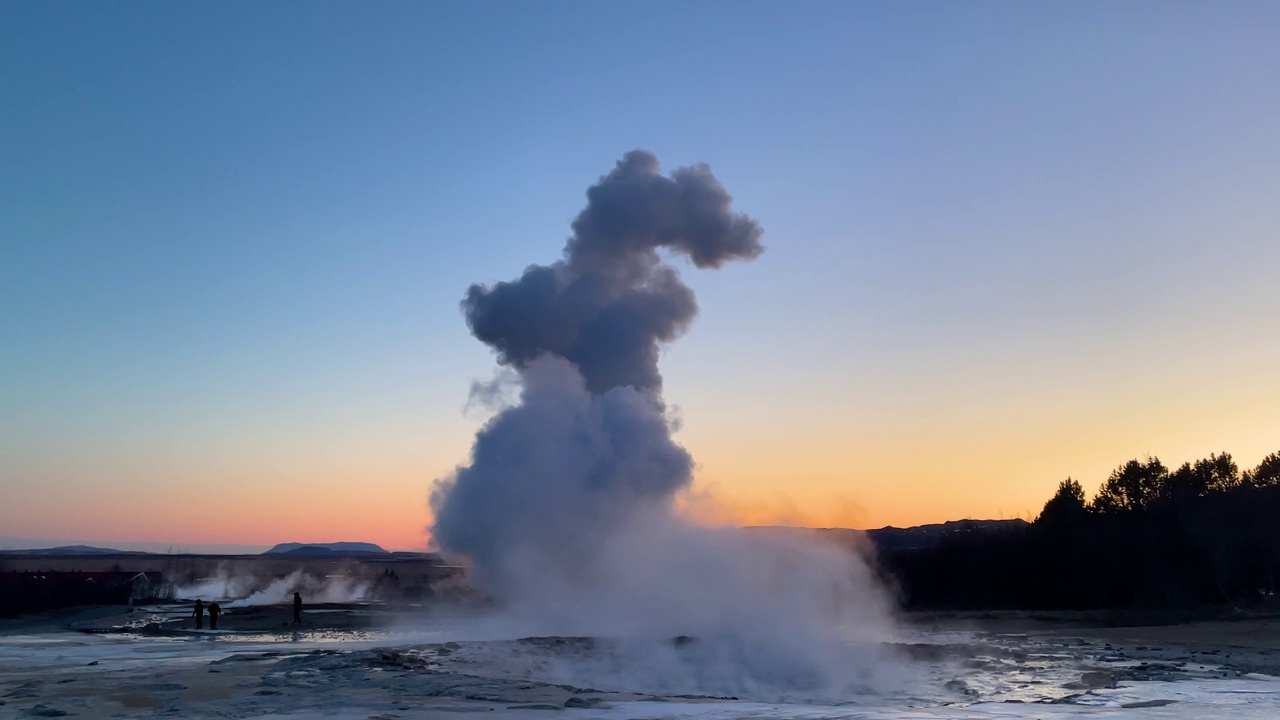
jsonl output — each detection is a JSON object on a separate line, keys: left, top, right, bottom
{"left": 430, "top": 151, "right": 896, "bottom": 697}
{"left": 432, "top": 150, "right": 761, "bottom": 577}
{"left": 174, "top": 568, "right": 369, "bottom": 607}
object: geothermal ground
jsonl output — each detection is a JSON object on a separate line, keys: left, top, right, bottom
{"left": 2, "top": 603, "right": 1277, "bottom": 719}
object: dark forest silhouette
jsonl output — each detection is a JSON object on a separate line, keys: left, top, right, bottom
{"left": 880, "top": 450, "right": 1280, "bottom": 613}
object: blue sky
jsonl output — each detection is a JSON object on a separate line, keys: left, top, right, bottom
{"left": 3, "top": 1, "right": 1279, "bottom": 548}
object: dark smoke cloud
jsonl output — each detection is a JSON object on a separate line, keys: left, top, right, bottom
{"left": 431, "top": 150, "right": 763, "bottom": 591}
{"left": 461, "top": 149, "right": 763, "bottom": 395}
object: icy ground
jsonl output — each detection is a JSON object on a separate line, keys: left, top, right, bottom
{"left": 1, "top": 610, "right": 1277, "bottom": 718}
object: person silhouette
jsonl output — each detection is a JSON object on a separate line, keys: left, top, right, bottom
{"left": 292, "top": 592, "right": 302, "bottom": 624}
{"left": 192, "top": 599, "right": 205, "bottom": 630}
{"left": 208, "top": 602, "right": 221, "bottom": 630}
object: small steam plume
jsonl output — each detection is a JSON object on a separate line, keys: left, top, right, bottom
{"left": 173, "top": 566, "right": 369, "bottom": 607}
{"left": 223, "top": 570, "right": 369, "bottom": 608}
{"left": 430, "top": 151, "right": 896, "bottom": 698}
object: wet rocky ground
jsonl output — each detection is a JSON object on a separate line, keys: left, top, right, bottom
{"left": 1, "top": 606, "right": 1278, "bottom": 719}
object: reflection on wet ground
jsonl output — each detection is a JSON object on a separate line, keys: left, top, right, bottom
{"left": 891, "top": 629, "right": 1225, "bottom": 706}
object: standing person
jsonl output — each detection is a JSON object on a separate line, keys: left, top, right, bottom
{"left": 192, "top": 599, "right": 205, "bottom": 630}
{"left": 292, "top": 592, "right": 302, "bottom": 624}
{"left": 207, "top": 602, "right": 221, "bottom": 630}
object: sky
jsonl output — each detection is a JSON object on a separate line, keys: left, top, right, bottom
{"left": 3, "top": 1, "right": 1279, "bottom": 551}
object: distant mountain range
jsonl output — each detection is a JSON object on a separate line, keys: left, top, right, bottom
{"left": 0, "top": 544, "right": 138, "bottom": 556}
{"left": 867, "top": 518, "right": 1029, "bottom": 550}
{"left": 0, "top": 536, "right": 269, "bottom": 554}
{"left": 2, "top": 523, "right": 1026, "bottom": 559}
{"left": 263, "top": 542, "right": 390, "bottom": 557}
{"left": 747, "top": 519, "right": 1030, "bottom": 552}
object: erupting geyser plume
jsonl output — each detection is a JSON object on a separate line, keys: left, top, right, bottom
{"left": 431, "top": 151, "right": 896, "bottom": 696}
{"left": 432, "top": 150, "right": 761, "bottom": 579}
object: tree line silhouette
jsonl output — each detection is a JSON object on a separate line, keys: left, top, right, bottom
{"left": 878, "top": 450, "right": 1280, "bottom": 613}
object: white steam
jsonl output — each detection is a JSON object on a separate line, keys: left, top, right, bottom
{"left": 475, "top": 508, "right": 901, "bottom": 699}
{"left": 174, "top": 568, "right": 369, "bottom": 607}
{"left": 427, "top": 152, "right": 905, "bottom": 701}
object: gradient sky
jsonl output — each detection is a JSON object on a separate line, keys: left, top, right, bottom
{"left": 3, "top": 1, "right": 1279, "bottom": 551}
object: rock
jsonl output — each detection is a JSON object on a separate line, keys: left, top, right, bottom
{"left": 1080, "top": 671, "right": 1118, "bottom": 689}
{"left": 4, "top": 681, "right": 41, "bottom": 699}
{"left": 25, "top": 705, "right": 71, "bottom": 717}
{"left": 944, "top": 679, "right": 978, "bottom": 697}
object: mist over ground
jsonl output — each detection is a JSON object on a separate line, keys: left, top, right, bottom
{"left": 173, "top": 568, "right": 370, "bottom": 608}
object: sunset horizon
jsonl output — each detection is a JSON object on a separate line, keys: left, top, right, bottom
{"left": 5, "top": 4, "right": 1280, "bottom": 718}
{"left": 5, "top": 1, "right": 1278, "bottom": 570}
